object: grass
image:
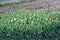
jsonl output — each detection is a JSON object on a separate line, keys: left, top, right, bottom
{"left": 0, "top": 10, "right": 60, "bottom": 36}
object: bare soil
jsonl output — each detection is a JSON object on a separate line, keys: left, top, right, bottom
{"left": 0, "top": 0, "right": 60, "bottom": 14}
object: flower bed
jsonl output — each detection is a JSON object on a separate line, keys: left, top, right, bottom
{"left": 0, "top": 11, "right": 60, "bottom": 39}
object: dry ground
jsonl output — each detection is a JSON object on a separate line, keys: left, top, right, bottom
{"left": 0, "top": 0, "right": 60, "bottom": 14}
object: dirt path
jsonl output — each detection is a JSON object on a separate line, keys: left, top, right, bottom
{"left": 0, "top": 0, "right": 60, "bottom": 15}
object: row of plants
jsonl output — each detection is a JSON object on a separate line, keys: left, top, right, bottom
{"left": 0, "top": 26, "right": 60, "bottom": 40}
{"left": 0, "top": 0, "right": 36, "bottom": 7}
{"left": 0, "top": 10, "right": 60, "bottom": 39}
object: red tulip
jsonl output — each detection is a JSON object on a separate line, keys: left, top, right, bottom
{"left": 49, "top": 18, "right": 53, "bottom": 22}
{"left": 30, "top": 8, "right": 33, "bottom": 12}
{"left": 34, "top": 25, "right": 36, "bottom": 29}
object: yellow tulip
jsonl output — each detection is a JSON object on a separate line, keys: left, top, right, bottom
{"left": 11, "top": 20, "right": 13, "bottom": 22}
{"left": 14, "top": 18, "right": 16, "bottom": 21}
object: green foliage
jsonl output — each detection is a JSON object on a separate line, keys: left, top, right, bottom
{"left": 0, "top": 4, "right": 3, "bottom": 7}
{"left": 0, "top": 11, "right": 60, "bottom": 36}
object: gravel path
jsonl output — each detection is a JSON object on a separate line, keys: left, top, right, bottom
{"left": 0, "top": 0, "right": 60, "bottom": 14}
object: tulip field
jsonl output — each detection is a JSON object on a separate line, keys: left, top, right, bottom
{"left": 0, "top": 10, "right": 60, "bottom": 40}
{"left": 0, "top": 0, "right": 60, "bottom": 40}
